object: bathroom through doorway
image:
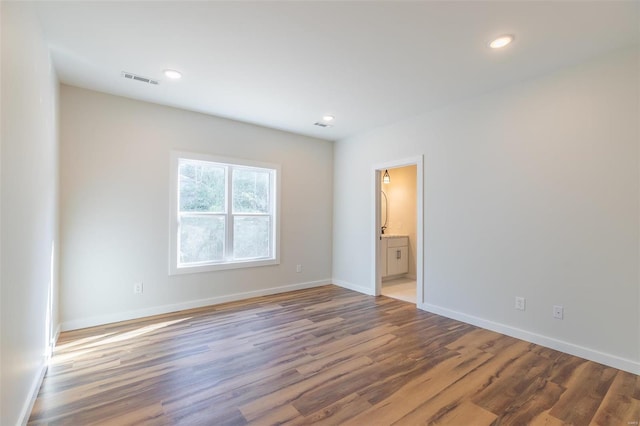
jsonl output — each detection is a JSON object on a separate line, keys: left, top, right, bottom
{"left": 374, "top": 157, "right": 423, "bottom": 305}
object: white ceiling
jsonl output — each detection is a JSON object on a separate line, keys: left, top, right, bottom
{"left": 35, "top": 1, "right": 639, "bottom": 141}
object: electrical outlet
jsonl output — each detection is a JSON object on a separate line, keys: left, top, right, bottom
{"left": 553, "top": 305, "right": 563, "bottom": 319}
{"left": 515, "top": 296, "right": 525, "bottom": 311}
{"left": 133, "top": 282, "right": 143, "bottom": 295}
{"left": 296, "top": 264, "right": 302, "bottom": 273}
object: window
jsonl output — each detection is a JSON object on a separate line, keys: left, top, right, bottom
{"left": 170, "top": 151, "right": 280, "bottom": 274}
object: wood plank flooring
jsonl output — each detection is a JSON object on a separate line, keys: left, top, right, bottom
{"left": 28, "top": 285, "right": 640, "bottom": 425}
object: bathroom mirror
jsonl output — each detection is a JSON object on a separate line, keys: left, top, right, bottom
{"left": 381, "top": 190, "right": 388, "bottom": 231}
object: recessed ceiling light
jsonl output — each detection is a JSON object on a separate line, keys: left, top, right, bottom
{"left": 489, "top": 35, "right": 514, "bottom": 49}
{"left": 164, "top": 69, "right": 182, "bottom": 79}
{"left": 322, "top": 115, "right": 335, "bottom": 122}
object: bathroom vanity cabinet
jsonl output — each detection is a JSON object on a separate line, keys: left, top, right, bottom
{"left": 381, "top": 236, "right": 409, "bottom": 278}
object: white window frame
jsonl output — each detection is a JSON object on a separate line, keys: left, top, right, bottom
{"left": 169, "top": 151, "right": 280, "bottom": 275}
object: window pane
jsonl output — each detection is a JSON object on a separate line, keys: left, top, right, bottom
{"left": 179, "top": 160, "right": 225, "bottom": 212}
{"left": 233, "top": 216, "right": 270, "bottom": 259}
{"left": 232, "top": 168, "right": 270, "bottom": 214}
{"left": 179, "top": 215, "right": 225, "bottom": 264}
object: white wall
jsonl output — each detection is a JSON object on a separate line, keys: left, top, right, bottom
{"left": 1, "top": 3, "right": 60, "bottom": 425}
{"left": 59, "top": 86, "right": 333, "bottom": 330}
{"left": 334, "top": 47, "right": 640, "bottom": 373}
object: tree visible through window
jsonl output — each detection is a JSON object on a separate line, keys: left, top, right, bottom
{"left": 170, "top": 152, "right": 279, "bottom": 274}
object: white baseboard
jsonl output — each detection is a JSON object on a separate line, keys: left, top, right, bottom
{"left": 62, "top": 279, "right": 331, "bottom": 331}
{"left": 332, "top": 279, "right": 376, "bottom": 296}
{"left": 419, "top": 302, "right": 640, "bottom": 376}
{"left": 18, "top": 320, "right": 62, "bottom": 425}
{"left": 53, "top": 324, "right": 61, "bottom": 345}
{"left": 18, "top": 359, "right": 47, "bottom": 426}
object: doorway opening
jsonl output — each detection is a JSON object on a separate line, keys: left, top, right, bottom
{"left": 373, "top": 157, "right": 424, "bottom": 306}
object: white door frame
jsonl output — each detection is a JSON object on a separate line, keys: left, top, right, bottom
{"left": 372, "top": 156, "right": 424, "bottom": 305}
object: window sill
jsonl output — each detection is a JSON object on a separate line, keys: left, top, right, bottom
{"left": 169, "top": 258, "right": 279, "bottom": 275}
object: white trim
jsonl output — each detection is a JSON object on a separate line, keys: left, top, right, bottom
{"left": 372, "top": 156, "right": 424, "bottom": 306}
{"left": 169, "top": 150, "right": 281, "bottom": 275}
{"left": 374, "top": 172, "right": 381, "bottom": 295}
{"left": 419, "top": 302, "right": 640, "bottom": 375}
{"left": 332, "top": 279, "right": 376, "bottom": 296}
{"left": 18, "top": 360, "right": 47, "bottom": 426}
{"left": 61, "top": 279, "right": 330, "bottom": 331}
{"left": 17, "top": 321, "right": 62, "bottom": 425}
{"left": 53, "top": 324, "right": 61, "bottom": 346}
{"left": 171, "top": 258, "right": 279, "bottom": 275}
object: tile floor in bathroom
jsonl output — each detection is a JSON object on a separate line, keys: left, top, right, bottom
{"left": 381, "top": 277, "right": 416, "bottom": 304}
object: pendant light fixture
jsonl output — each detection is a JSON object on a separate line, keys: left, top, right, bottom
{"left": 383, "top": 169, "right": 391, "bottom": 184}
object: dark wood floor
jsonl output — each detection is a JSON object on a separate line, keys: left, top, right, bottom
{"left": 29, "top": 285, "right": 639, "bottom": 425}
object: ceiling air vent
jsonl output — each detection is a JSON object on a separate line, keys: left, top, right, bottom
{"left": 121, "top": 71, "right": 159, "bottom": 85}
{"left": 314, "top": 122, "right": 332, "bottom": 128}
